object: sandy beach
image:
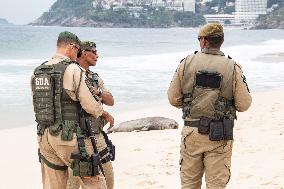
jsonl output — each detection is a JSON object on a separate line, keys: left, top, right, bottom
{"left": 0, "top": 89, "right": 283, "bottom": 189}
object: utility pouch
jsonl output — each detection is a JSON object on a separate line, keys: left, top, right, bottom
{"left": 49, "top": 122, "right": 62, "bottom": 136}
{"left": 71, "top": 153, "right": 100, "bottom": 177}
{"left": 195, "top": 71, "right": 222, "bottom": 89}
{"left": 182, "top": 93, "right": 192, "bottom": 119}
{"left": 71, "top": 159, "right": 93, "bottom": 177}
{"left": 37, "top": 124, "right": 46, "bottom": 135}
{"left": 209, "top": 121, "right": 224, "bottom": 141}
{"left": 79, "top": 114, "right": 88, "bottom": 131}
{"left": 223, "top": 118, "right": 234, "bottom": 140}
{"left": 61, "top": 120, "right": 76, "bottom": 141}
{"left": 198, "top": 117, "right": 211, "bottom": 134}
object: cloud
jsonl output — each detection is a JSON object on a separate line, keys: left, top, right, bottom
{"left": 0, "top": 0, "right": 56, "bottom": 24}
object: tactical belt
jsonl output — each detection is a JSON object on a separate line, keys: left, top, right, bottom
{"left": 184, "top": 121, "right": 200, "bottom": 128}
{"left": 38, "top": 149, "right": 68, "bottom": 171}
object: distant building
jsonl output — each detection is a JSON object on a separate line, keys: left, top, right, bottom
{"left": 204, "top": 14, "right": 235, "bottom": 24}
{"left": 234, "top": 0, "right": 267, "bottom": 24}
{"left": 183, "top": 0, "right": 195, "bottom": 13}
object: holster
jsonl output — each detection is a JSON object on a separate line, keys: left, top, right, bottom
{"left": 198, "top": 117, "right": 211, "bottom": 134}
{"left": 223, "top": 118, "right": 234, "bottom": 140}
{"left": 102, "top": 131, "right": 115, "bottom": 161}
{"left": 209, "top": 118, "right": 234, "bottom": 141}
{"left": 209, "top": 121, "right": 224, "bottom": 141}
{"left": 70, "top": 153, "right": 100, "bottom": 177}
{"left": 109, "top": 141, "right": 115, "bottom": 161}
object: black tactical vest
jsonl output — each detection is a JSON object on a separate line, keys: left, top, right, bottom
{"left": 32, "top": 60, "right": 81, "bottom": 138}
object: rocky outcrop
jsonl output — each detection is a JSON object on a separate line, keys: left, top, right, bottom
{"left": 31, "top": 17, "right": 98, "bottom": 27}
{"left": 31, "top": 16, "right": 130, "bottom": 27}
{"left": 112, "top": 117, "right": 179, "bottom": 132}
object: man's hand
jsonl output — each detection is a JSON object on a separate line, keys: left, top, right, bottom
{"left": 101, "top": 111, "right": 114, "bottom": 131}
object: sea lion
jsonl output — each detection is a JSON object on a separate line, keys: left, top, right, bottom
{"left": 112, "top": 117, "right": 179, "bottom": 132}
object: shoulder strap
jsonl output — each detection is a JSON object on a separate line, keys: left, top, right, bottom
{"left": 75, "top": 67, "right": 83, "bottom": 100}
{"left": 41, "top": 61, "right": 48, "bottom": 65}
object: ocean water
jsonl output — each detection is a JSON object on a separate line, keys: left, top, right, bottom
{"left": 0, "top": 25, "right": 284, "bottom": 128}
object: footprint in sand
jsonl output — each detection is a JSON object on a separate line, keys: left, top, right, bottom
{"left": 137, "top": 180, "right": 157, "bottom": 186}
{"left": 166, "top": 171, "right": 174, "bottom": 175}
{"left": 132, "top": 148, "right": 142, "bottom": 151}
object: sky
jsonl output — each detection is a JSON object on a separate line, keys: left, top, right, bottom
{"left": 0, "top": 0, "right": 56, "bottom": 25}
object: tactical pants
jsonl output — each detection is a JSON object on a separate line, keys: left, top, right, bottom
{"left": 180, "top": 126, "right": 233, "bottom": 189}
{"left": 38, "top": 129, "right": 107, "bottom": 189}
{"left": 67, "top": 133, "right": 114, "bottom": 189}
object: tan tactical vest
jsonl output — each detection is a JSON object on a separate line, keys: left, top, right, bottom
{"left": 181, "top": 50, "right": 236, "bottom": 121}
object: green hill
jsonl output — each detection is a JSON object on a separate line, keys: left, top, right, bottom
{"left": 255, "top": 1, "right": 284, "bottom": 29}
{"left": 30, "top": 0, "right": 205, "bottom": 27}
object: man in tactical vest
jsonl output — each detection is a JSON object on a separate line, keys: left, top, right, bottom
{"left": 167, "top": 23, "right": 252, "bottom": 189}
{"left": 31, "top": 31, "right": 114, "bottom": 189}
{"left": 67, "top": 41, "right": 115, "bottom": 189}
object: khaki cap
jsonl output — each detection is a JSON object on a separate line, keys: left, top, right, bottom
{"left": 198, "top": 23, "right": 224, "bottom": 37}
{"left": 80, "top": 41, "right": 97, "bottom": 51}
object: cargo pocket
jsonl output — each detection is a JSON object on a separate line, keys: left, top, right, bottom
{"left": 180, "top": 127, "right": 195, "bottom": 168}
{"left": 224, "top": 157, "right": 231, "bottom": 185}
{"left": 222, "top": 140, "right": 233, "bottom": 185}
{"left": 180, "top": 127, "right": 195, "bottom": 151}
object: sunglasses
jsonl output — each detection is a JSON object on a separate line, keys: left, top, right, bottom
{"left": 198, "top": 36, "right": 207, "bottom": 41}
{"left": 85, "top": 49, "right": 97, "bottom": 55}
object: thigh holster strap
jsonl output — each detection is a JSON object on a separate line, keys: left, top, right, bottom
{"left": 38, "top": 149, "right": 68, "bottom": 171}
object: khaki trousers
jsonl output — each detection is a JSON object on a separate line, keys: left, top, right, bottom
{"left": 67, "top": 133, "right": 114, "bottom": 189}
{"left": 38, "top": 129, "right": 107, "bottom": 189}
{"left": 180, "top": 126, "right": 233, "bottom": 189}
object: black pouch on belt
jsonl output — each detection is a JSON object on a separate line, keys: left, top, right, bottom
{"left": 198, "top": 117, "right": 211, "bottom": 134}
{"left": 223, "top": 118, "right": 234, "bottom": 140}
{"left": 209, "top": 121, "right": 224, "bottom": 141}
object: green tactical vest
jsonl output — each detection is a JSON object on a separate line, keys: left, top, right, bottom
{"left": 32, "top": 60, "right": 81, "bottom": 140}
{"left": 181, "top": 50, "right": 236, "bottom": 121}
{"left": 84, "top": 70, "right": 105, "bottom": 133}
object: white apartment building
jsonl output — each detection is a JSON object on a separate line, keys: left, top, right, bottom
{"left": 183, "top": 0, "right": 195, "bottom": 12}
{"left": 204, "top": 14, "right": 235, "bottom": 24}
{"left": 234, "top": 0, "right": 267, "bottom": 24}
